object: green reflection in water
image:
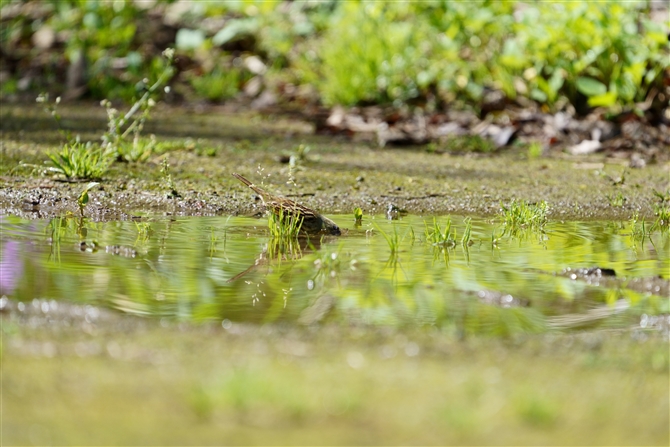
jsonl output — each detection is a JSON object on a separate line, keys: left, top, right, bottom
{"left": 1, "top": 214, "right": 668, "bottom": 335}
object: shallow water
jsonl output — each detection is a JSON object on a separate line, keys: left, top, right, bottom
{"left": 2, "top": 214, "right": 668, "bottom": 335}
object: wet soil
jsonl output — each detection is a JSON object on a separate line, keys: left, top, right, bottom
{"left": 1, "top": 103, "right": 668, "bottom": 222}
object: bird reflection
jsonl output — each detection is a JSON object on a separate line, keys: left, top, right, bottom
{"left": 227, "top": 235, "right": 325, "bottom": 283}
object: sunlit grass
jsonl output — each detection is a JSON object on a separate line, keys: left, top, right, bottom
{"left": 77, "top": 182, "right": 100, "bottom": 216}
{"left": 116, "top": 136, "right": 156, "bottom": 162}
{"left": 135, "top": 222, "right": 152, "bottom": 241}
{"left": 36, "top": 49, "right": 175, "bottom": 180}
{"left": 461, "top": 217, "right": 473, "bottom": 247}
{"left": 498, "top": 200, "right": 548, "bottom": 236}
{"left": 375, "top": 223, "right": 402, "bottom": 254}
{"left": 268, "top": 207, "right": 304, "bottom": 239}
{"left": 527, "top": 141, "right": 543, "bottom": 159}
{"left": 424, "top": 217, "right": 456, "bottom": 247}
{"left": 651, "top": 205, "right": 669, "bottom": 232}
{"left": 47, "top": 142, "right": 113, "bottom": 181}
{"left": 189, "top": 67, "right": 243, "bottom": 102}
{"left": 160, "top": 156, "right": 180, "bottom": 197}
{"left": 606, "top": 191, "right": 627, "bottom": 208}
{"left": 353, "top": 207, "right": 363, "bottom": 225}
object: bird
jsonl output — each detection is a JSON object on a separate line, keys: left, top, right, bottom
{"left": 232, "top": 173, "right": 341, "bottom": 236}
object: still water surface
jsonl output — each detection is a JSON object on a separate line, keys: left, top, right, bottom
{"left": 1, "top": 214, "right": 668, "bottom": 335}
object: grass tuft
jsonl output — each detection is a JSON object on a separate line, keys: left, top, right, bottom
{"left": 461, "top": 217, "right": 473, "bottom": 246}
{"left": 424, "top": 217, "right": 456, "bottom": 247}
{"left": 47, "top": 142, "right": 113, "bottom": 181}
{"left": 498, "top": 200, "right": 548, "bottom": 235}
{"left": 651, "top": 205, "right": 669, "bottom": 232}
{"left": 268, "top": 207, "right": 304, "bottom": 240}
{"left": 374, "top": 223, "right": 404, "bottom": 254}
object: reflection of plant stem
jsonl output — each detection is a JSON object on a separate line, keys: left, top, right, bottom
{"left": 47, "top": 217, "right": 63, "bottom": 263}
{"left": 432, "top": 245, "right": 451, "bottom": 266}
{"left": 76, "top": 216, "right": 87, "bottom": 239}
{"left": 462, "top": 243, "right": 471, "bottom": 265}
{"left": 208, "top": 228, "right": 218, "bottom": 258}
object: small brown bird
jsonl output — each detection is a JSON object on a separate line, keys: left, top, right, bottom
{"left": 233, "top": 173, "right": 341, "bottom": 236}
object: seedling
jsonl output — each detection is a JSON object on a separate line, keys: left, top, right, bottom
{"left": 498, "top": 200, "right": 548, "bottom": 235}
{"left": 651, "top": 205, "right": 670, "bottom": 232}
{"left": 461, "top": 217, "right": 473, "bottom": 246}
{"left": 268, "top": 207, "right": 304, "bottom": 240}
{"left": 652, "top": 189, "right": 670, "bottom": 205}
{"left": 37, "top": 48, "right": 174, "bottom": 179}
{"left": 135, "top": 222, "right": 153, "bottom": 241}
{"left": 77, "top": 182, "right": 100, "bottom": 216}
{"left": 374, "top": 223, "right": 406, "bottom": 254}
{"left": 606, "top": 192, "right": 626, "bottom": 208}
{"left": 160, "top": 156, "right": 180, "bottom": 198}
{"left": 354, "top": 207, "right": 363, "bottom": 225}
{"left": 424, "top": 217, "right": 456, "bottom": 247}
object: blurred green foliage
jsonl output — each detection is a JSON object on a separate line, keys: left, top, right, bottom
{"left": 1, "top": 0, "right": 667, "bottom": 113}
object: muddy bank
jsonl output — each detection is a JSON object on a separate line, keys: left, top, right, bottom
{"left": 1, "top": 103, "right": 668, "bottom": 222}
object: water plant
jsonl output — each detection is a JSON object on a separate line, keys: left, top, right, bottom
{"left": 629, "top": 212, "right": 650, "bottom": 245}
{"left": 374, "top": 222, "right": 416, "bottom": 257}
{"left": 461, "top": 217, "right": 473, "bottom": 247}
{"left": 46, "top": 217, "right": 65, "bottom": 263}
{"left": 268, "top": 207, "right": 304, "bottom": 240}
{"left": 135, "top": 222, "right": 153, "bottom": 242}
{"left": 498, "top": 200, "right": 548, "bottom": 235}
{"left": 374, "top": 223, "right": 401, "bottom": 254}
{"left": 651, "top": 205, "right": 669, "bottom": 232}
{"left": 424, "top": 217, "right": 456, "bottom": 247}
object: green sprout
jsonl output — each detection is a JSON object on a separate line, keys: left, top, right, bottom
{"left": 354, "top": 207, "right": 363, "bottom": 225}
{"left": 651, "top": 205, "right": 670, "bottom": 232}
{"left": 606, "top": 191, "right": 626, "bottom": 208}
{"left": 498, "top": 200, "right": 548, "bottom": 236}
{"left": 268, "top": 207, "right": 304, "bottom": 240}
{"left": 424, "top": 217, "right": 456, "bottom": 247}
{"left": 527, "top": 142, "right": 543, "bottom": 159}
{"left": 461, "top": 217, "right": 473, "bottom": 246}
{"left": 160, "top": 156, "right": 180, "bottom": 198}
{"left": 374, "top": 223, "right": 404, "bottom": 254}
{"left": 77, "top": 182, "right": 100, "bottom": 216}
